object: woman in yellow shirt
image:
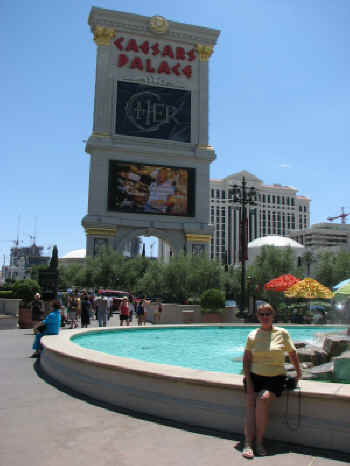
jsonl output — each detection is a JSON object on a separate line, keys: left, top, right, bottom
{"left": 242, "top": 304, "right": 301, "bottom": 458}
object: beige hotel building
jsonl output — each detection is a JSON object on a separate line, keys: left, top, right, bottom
{"left": 209, "top": 171, "right": 310, "bottom": 264}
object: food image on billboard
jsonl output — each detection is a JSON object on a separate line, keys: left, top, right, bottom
{"left": 115, "top": 81, "right": 191, "bottom": 142}
{"left": 108, "top": 161, "right": 195, "bottom": 216}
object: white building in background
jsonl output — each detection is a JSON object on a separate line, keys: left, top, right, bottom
{"left": 247, "top": 235, "right": 305, "bottom": 265}
{"left": 59, "top": 249, "right": 87, "bottom": 266}
{"left": 289, "top": 223, "right": 350, "bottom": 253}
{"left": 158, "top": 170, "right": 311, "bottom": 263}
{"left": 209, "top": 171, "right": 310, "bottom": 264}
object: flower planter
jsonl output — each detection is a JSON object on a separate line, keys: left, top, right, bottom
{"left": 201, "top": 313, "right": 222, "bottom": 323}
{"left": 18, "top": 307, "right": 33, "bottom": 329}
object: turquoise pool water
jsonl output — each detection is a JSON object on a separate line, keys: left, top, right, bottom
{"left": 72, "top": 326, "right": 346, "bottom": 375}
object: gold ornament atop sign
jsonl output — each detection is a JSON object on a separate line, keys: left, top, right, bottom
{"left": 93, "top": 26, "right": 115, "bottom": 46}
{"left": 149, "top": 15, "right": 169, "bottom": 34}
{"left": 196, "top": 44, "right": 214, "bottom": 61}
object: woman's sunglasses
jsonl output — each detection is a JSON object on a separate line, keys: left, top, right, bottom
{"left": 258, "top": 312, "right": 272, "bottom": 317}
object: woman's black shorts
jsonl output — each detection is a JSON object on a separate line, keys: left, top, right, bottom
{"left": 243, "top": 372, "right": 285, "bottom": 397}
{"left": 120, "top": 314, "right": 129, "bottom": 321}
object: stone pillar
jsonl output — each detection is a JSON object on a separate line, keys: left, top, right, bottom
{"left": 91, "top": 26, "right": 115, "bottom": 137}
{"left": 84, "top": 226, "right": 117, "bottom": 256}
{"left": 196, "top": 45, "right": 214, "bottom": 149}
{"left": 185, "top": 234, "right": 211, "bottom": 256}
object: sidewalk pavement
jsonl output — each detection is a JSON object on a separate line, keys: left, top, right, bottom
{"left": 0, "top": 315, "right": 349, "bottom": 466}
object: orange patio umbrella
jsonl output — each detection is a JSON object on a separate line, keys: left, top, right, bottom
{"left": 264, "top": 274, "right": 300, "bottom": 293}
{"left": 284, "top": 278, "right": 334, "bottom": 299}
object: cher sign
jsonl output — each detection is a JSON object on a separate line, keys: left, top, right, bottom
{"left": 116, "top": 82, "right": 191, "bottom": 142}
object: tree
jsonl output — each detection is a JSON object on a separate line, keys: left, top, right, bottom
{"left": 333, "top": 249, "right": 350, "bottom": 285}
{"left": 302, "top": 250, "right": 314, "bottom": 277}
{"left": 12, "top": 279, "right": 40, "bottom": 305}
{"left": 313, "top": 250, "right": 336, "bottom": 288}
{"left": 49, "top": 245, "right": 59, "bottom": 270}
{"left": 200, "top": 288, "right": 225, "bottom": 313}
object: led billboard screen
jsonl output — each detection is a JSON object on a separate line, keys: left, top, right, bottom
{"left": 108, "top": 161, "right": 195, "bottom": 216}
{"left": 115, "top": 81, "right": 191, "bottom": 142}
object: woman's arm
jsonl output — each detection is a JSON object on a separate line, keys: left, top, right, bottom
{"left": 288, "top": 350, "right": 302, "bottom": 380}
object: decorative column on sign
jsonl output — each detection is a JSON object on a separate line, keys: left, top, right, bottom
{"left": 196, "top": 44, "right": 214, "bottom": 150}
{"left": 92, "top": 26, "right": 115, "bottom": 137}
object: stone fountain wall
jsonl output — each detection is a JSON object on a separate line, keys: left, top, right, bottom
{"left": 285, "top": 332, "right": 350, "bottom": 383}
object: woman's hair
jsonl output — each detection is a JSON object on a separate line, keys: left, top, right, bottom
{"left": 257, "top": 303, "right": 275, "bottom": 314}
{"left": 51, "top": 300, "right": 61, "bottom": 309}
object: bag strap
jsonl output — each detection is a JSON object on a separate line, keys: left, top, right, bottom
{"left": 284, "top": 384, "right": 302, "bottom": 431}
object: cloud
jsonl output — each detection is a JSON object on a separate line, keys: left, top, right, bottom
{"left": 279, "top": 163, "right": 291, "bottom": 168}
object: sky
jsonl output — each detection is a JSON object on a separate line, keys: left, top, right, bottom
{"left": 1, "top": 0, "right": 350, "bottom": 263}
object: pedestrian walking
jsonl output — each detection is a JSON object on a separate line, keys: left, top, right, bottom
{"left": 128, "top": 298, "right": 135, "bottom": 324}
{"left": 68, "top": 295, "right": 80, "bottom": 329}
{"left": 120, "top": 297, "right": 130, "bottom": 326}
{"left": 136, "top": 299, "right": 146, "bottom": 326}
{"left": 80, "top": 294, "right": 91, "bottom": 328}
{"left": 95, "top": 295, "right": 108, "bottom": 327}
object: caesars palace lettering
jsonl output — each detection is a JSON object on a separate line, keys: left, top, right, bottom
{"left": 114, "top": 37, "right": 196, "bottom": 79}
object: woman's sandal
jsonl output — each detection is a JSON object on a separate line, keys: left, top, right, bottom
{"left": 255, "top": 444, "right": 268, "bottom": 456}
{"left": 242, "top": 445, "right": 254, "bottom": 459}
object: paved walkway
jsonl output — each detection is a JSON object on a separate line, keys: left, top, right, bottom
{"left": 1, "top": 315, "right": 349, "bottom": 465}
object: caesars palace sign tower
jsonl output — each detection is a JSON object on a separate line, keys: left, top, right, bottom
{"left": 82, "top": 7, "right": 220, "bottom": 257}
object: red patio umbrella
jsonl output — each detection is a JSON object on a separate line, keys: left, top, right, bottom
{"left": 264, "top": 274, "right": 300, "bottom": 293}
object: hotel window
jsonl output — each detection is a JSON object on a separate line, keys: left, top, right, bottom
{"left": 262, "top": 194, "right": 266, "bottom": 203}
{"left": 211, "top": 189, "right": 214, "bottom": 198}
{"left": 292, "top": 214, "right": 295, "bottom": 229}
{"left": 272, "top": 195, "right": 276, "bottom": 204}
{"left": 277, "top": 196, "right": 280, "bottom": 205}
{"left": 291, "top": 198, "right": 295, "bottom": 207}
{"left": 268, "top": 195, "right": 271, "bottom": 203}
{"left": 277, "top": 212, "right": 281, "bottom": 234}
{"left": 222, "top": 190, "right": 226, "bottom": 200}
{"left": 216, "top": 189, "right": 220, "bottom": 199}
{"left": 287, "top": 197, "right": 290, "bottom": 206}
{"left": 282, "top": 197, "right": 285, "bottom": 205}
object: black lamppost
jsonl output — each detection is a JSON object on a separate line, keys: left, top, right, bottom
{"left": 231, "top": 177, "right": 257, "bottom": 315}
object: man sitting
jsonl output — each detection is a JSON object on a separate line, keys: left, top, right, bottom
{"left": 31, "top": 300, "right": 61, "bottom": 358}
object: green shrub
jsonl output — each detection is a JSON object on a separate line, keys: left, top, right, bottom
{"left": 0, "top": 290, "right": 13, "bottom": 299}
{"left": 187, "top": 296, "right": 201, "bottom": 305}
{"left": 200, "top": 289, "right": 225, "bottom": 313}
{"left": 12, "top": 279, "right": 40, "bottom": 305}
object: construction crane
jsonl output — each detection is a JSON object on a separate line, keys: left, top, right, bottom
{"left": 327, "top": 207, "right": 350, "bottom": 224}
